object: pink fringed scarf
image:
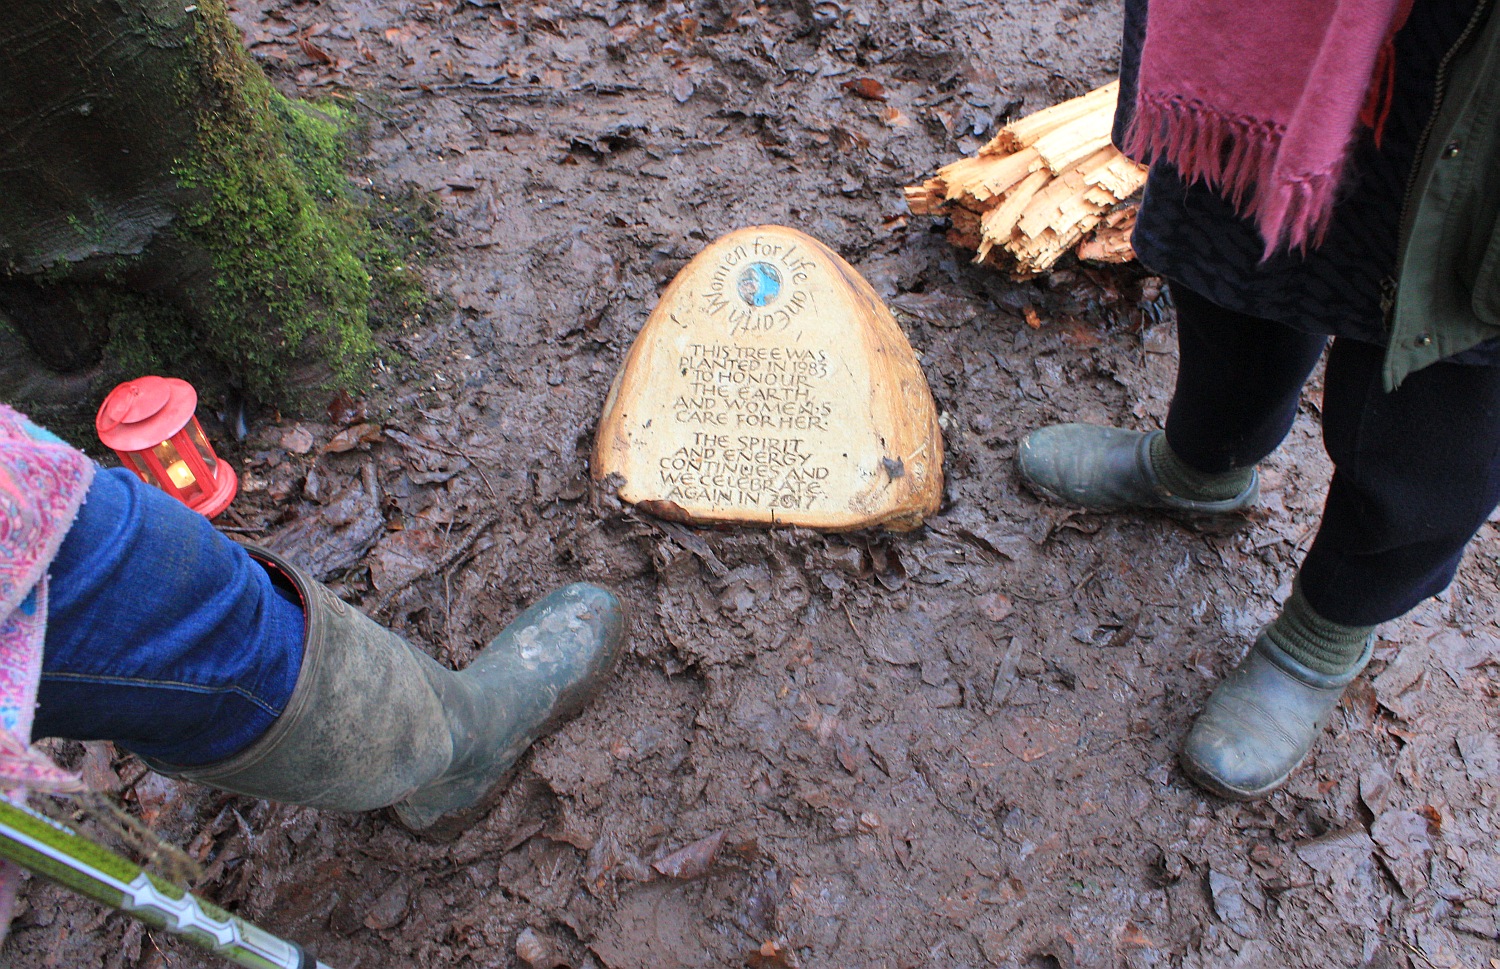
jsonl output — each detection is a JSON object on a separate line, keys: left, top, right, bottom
{"left": 0, "top": 405, "right": 92, "bottom": 941}
{"left": 1123, "top": 0, "right": 1414, "bottom": 255}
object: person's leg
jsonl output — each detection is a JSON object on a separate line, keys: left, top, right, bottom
{"left": 36, "top": 466, "right": 628, "bottom": 834}
{"left": 1017, "top": 283, "right": 1326, "bottom": 511}
{"left": 1183, "top": 340, "right": 1500, "bottom": 798}
{"left": 1162, "top": 285, "right": 1328, "bottom": 474}
{"left": 1301, "top": 338, "right": 1500, "bottom": 624}
{"left": 36, "top": 467, "right": 304, "bottom": 765}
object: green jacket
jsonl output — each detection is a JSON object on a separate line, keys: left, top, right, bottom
{"left": 1388, "top": 0, "right": 1500, "bottom": 389}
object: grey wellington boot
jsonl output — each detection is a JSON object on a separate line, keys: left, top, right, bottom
{"left": 1180, "top": 633, "right": 1373, "bottom": 799}
{"left": 153, "top": 548, "right": 626, "bottom": 837}
{"left": 1017, "top": 424, "right": 1258, "bottom": 513}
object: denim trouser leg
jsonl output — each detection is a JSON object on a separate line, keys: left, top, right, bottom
{"left": 34, "top": 467, "right": 304, "bottom": 766}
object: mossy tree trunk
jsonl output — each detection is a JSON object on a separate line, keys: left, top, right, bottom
{"left": 0, "top": 0, "right": 375, "bottom": 417}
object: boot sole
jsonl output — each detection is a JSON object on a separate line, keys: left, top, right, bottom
{"left": 1020, "top": 474, "right": 1255, "bottom": 530}
{"left": 1178, "top": 747, "right": 1305, "bottom": 801}
{"left": 1016, "top": 458, "right": 1257, "bottom": 520}
{"left": 391, "top": 759, "right": 525, "bottom": 841}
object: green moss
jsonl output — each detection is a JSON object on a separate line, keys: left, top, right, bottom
{"left": 273, "top": 96, "right": 357, "bottom": 201}
{"left": 5, "top": 1, "right": 434, "bottom": 418}
{"left": 170, "top": 2, "right": 377, "bottom": 409}
{"left": 360, "top": 186, "right": 438, "bottom": 324}
{"left": 272, "top": 93, "right": 433, "bottom": 327}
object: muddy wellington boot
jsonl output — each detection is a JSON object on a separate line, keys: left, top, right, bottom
{"left": 1180, "top": 585, "right": 1375, "bottom": 799}
{"left": 1016, "top": 424, "right": 1258, "bottom": 513}
{"left": 151, "top": 548, "right": 626, "bottom": 836}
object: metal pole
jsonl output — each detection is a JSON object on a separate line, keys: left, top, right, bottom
{"left": 0, "top": 798, "right": 334, "bottom": 969}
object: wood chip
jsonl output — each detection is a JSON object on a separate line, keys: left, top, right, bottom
{"left": 905, "top": 82, "right": 1147, "bottom": 277}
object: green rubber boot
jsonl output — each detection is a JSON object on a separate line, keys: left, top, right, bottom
{"left": 152, "top": 548, "right": 627, "bottom": 837}
{"left": 1180, "top": 632, "right": 1373, "bottom": 799}
{"left": 1016, "top": 424, "right": 1258, "bottom": 513}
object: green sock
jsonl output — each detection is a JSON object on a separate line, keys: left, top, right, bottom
{"left": 1148, "top": 433, "right": 1255, "bottom": 502}
{"left": 1264, "top": 583, "right": 1376, "bottom": 676}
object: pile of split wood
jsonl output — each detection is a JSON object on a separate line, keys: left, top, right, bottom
{"left": 905, "top": 81, "right": 1148, "bottom": 279}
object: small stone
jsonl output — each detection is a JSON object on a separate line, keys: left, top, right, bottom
{"left": 515, "top": 927, "right": 565, "bottom": 969}
{"left": 362, "top": 883, "right": 408, "bottom": 931}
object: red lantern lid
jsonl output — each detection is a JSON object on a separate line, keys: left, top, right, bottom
{"left": 96, "top": 376, "right": 200, "bottom": 452}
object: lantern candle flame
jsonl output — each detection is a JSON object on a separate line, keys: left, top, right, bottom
{"left": 165, "top": 460, "right": 197, "bottom": 489}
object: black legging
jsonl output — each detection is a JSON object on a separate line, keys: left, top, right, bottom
{"left": 1164, "top": 284, "right": 1500, "bottom": 625}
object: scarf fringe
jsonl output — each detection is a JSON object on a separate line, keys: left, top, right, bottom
{"left": 1124, "top": 91, "right": 1341, "bottom": 256}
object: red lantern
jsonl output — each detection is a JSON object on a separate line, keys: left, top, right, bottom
{"left": 95, "top": 376, "right": 238, "bottom": 518}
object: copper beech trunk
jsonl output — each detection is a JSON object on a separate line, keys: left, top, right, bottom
{"left": 0, "top": 0, "right": 373, "bottom": 418}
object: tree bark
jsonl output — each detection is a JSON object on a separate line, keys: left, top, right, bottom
{"left": 0, "top": 0, "right": 374, "bottom": 418}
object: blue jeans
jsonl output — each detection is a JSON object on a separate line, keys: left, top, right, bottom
{"left": 34, "top": 468, "right": 304, "bottom": 766}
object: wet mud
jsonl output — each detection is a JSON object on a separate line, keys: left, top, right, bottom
{"left": 7, "top": 0, "right": 1500, "bottom": 967}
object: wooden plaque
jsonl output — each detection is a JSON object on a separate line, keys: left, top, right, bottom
{"left": 594, "top": 225, "right": 943, "bottom": 531}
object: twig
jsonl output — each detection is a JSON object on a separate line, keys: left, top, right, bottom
{"left": 443, "top": 570, "right": 455, "bottom": 660}
{"left": 350, "top": 94, "right": 416, "bottom": 149}
{"left": 434, "top": 434, "right": 498, "bottom": 499}
{"left": 1402, "top": 941, "right": 1441, "bottom": 969}
{"left": 371, "top": 510, "right": 504, "bottom": 617}
{"left": 650, "top": 518, "right": 728, "bottom": 578}
{"left": 399, "top": 81, "right": 643, "bottom": 102}
{"left": 388, "top": 427, "right": 500, "bottom": 499}
{"left": 842, "top": 602, "right": 859, "bottom": 636}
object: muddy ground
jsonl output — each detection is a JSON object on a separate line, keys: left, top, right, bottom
{"left": 8, "top": 0, "right": 1500, "bottom": 966}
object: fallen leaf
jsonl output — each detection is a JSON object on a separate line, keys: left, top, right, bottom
{"left": 327, "top": 389, "right": 368, "bottom": 425}
{"left": 363, "top": 883, "right": 408, "bottom": 930}
{"left": 979, "top": 592, "right": 1013, "bottom": 623}
{"left": 652, "top": 830, "right": 727, "bottom": 880}
{"left": 1061, "top": 317, "right": 1101, "bottom": 348}
{"left": 889, "top": 292, "right": 980, "bottom": 328}
{"left": 1458, "top": 732, "right": 1500, "bottom": 783}
{"left": 515, "top": 927, "right": 566, "bottom": 969}
{"left": 867, "top": 634, "right": 919, "bottom": 666}
{"left": 1023, "top": 305, "right": 1042, "bottom": 329}
{"left": 881, "top": 106, "right": 911, "bottom": 127}
{"left": 298, "top": 34, "right": 336, "bottom": 65}
{"left": 1208, "top": 869, "right": 1259, "bottom": 938}
{"left": 1295, "top": 824, "right": 1375, "bottom": 876}
{"left": 1372, "top": 640, "right": 1432, "bottom": 719}
{"left": 1359, "top": 763, "right": 1394, "bottom": 816}
{"left": 281, "top": 425, "right": 315, "bottom": 454}
{"left": 1001, "top": 715, "right": 1075, "bottom": 763}
{"left": 368, "top": 527, "right": 445, "bottom": 591}
{"left": 841, "top": 77, "right": 887, "bottom": 101}
{"left": 263, "top": 468, "right": 384, "bottom": 579}
{"left": 322, "top": 422, "right": 383, "bottom": 453}
{"left": 830, "top": 125, "right": 871, "bottom": 151}
{"left": 748, "top": 939, "right": 800, "bottom": 968}
{"left": 1372, "top": 809, "right": 1433, "bottom": 897}
{"left": 1427, "top": 629, "right": 1500, "bottom": 685}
